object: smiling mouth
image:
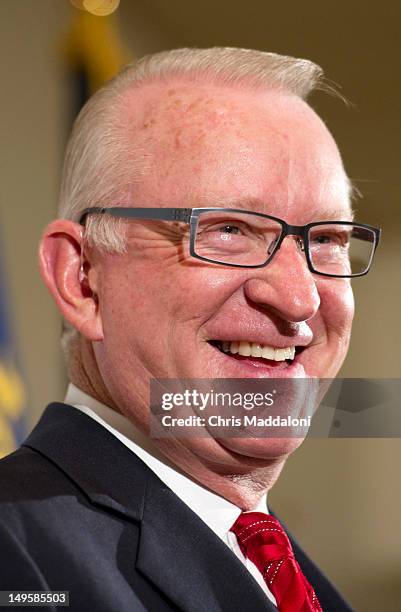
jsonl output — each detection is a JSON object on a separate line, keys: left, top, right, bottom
{"left": 209, "top": 340, "right": 305, "bottom": 368}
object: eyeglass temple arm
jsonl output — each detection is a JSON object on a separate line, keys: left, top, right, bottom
{"left": 79, "top": 207, "right": 193, "bottom": 225}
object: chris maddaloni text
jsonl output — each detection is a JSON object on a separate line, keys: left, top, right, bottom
{"left": 160, "top": 415, "right": 312, "bottom": 428}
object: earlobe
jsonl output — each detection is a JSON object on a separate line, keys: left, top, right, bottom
{"left": 38, "top": 220, "right": 103, "bottom": 342}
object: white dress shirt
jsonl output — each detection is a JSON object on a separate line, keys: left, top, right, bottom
{"left": 65, "top": 383, "right": 277, "bottom": 605}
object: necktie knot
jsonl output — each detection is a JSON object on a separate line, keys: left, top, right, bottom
{"left": 231, "top": 511, "right": 291, "bottom": 557}
{"left": 230, "top": 512, "right": 322, "bottom": 612}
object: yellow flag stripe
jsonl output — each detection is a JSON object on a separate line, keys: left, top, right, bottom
{"left": 0, "top": 363, "right": 26, "bottom": 419}
{"left": 64, "top": 10, "right": 128, "bottom": 93}
{"left": 0, "top": 413, "right": 17, "bottom": 459}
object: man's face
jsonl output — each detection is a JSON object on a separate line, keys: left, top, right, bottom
{"left": 91, "top": 82, "right": 354, "bottom": 462}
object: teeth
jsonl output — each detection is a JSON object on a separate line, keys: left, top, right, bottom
{"left": 262, "top": 345, "right": 275, "bottom": 360}
{"left": 274, "top": 348, "right": 287, "bottom": 361}
{"left": 251, "top": 343, "right": 262, "bottom": 357}
{"left": 238, "top": 341, "right": 251, "bottom": 356}
{"left": 230, "top": 341, "right": 239, "bottom": 354}
{"left": 285, "top": 346, "right": 296, "bottom": 360}
{"left": 220, "top": 340, "right": 296, "bottom": 361}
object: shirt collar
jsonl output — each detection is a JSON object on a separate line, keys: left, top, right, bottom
{"left": 65, "top": 383, "right": 268, "bottom": 540}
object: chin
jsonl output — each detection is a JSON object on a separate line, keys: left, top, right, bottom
{"left": 216, "top": 436, "right": 306, "bottom": 461}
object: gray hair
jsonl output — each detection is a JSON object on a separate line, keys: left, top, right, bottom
{"left": 57, "top": 47, "right": 329, "bottom": 355}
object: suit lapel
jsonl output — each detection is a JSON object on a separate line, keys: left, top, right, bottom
{"left": 23, "top": 403, "right": 147, "bottom": 522}
{"left": 24, "top": 404, "right": 275, "bottom": 611}
{"left": 137, "top": 474, "right": 275, "bottom": 612}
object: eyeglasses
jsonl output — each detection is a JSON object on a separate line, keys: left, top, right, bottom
{"left": 79, "top": 207, "right": 381, "bottom": 278}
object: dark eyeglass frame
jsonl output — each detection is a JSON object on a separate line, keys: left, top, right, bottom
{"left": 79, "top": 207, "right": 381, "bottom": 278}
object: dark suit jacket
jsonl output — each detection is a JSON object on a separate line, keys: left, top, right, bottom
{"left": 0, "top": 403, "right": 353, "bottom": 611}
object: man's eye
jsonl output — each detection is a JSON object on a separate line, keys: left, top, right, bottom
{"left": 202, "top": 222, "right": 247, "bottom": 236}
{"left": 311, "top": 234, "right": 347, "bottom": 245}
{"left": 219, "top": 225, "right": 241, "bottom": 235}
{"left": 313, "top": 235, "right": 332, "bottom": 244}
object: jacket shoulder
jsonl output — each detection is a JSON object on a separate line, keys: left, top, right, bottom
{"left": 0, "top": 446, "right": 77, "bottom": 504}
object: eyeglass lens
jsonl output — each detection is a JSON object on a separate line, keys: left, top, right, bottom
{"left": 193, "top": 211, "right": 376, "bottom": 275}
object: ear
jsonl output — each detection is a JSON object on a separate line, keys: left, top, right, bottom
{"left": 38, "top": 220, "right": 103, "bottom": 342}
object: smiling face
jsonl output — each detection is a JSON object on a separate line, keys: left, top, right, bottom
{"left": 89, "top": 81, "right": 354, "bottom": 466}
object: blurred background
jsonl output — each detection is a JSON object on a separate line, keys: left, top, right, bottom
{"left": 0, "top": 0, "right": 400, "bottom": 609}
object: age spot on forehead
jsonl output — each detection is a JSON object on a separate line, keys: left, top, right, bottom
{"left": 139, "top": 86, "right": 245, "bottom": 136}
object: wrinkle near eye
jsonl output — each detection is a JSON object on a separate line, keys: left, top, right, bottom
{"left": 127, "top": 229, "right": 192, "bottom": 266}
{"left": 127, "top": 220, "right": 190, "bottom": 245}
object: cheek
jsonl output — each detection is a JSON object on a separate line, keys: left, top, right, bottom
{"left": 99, "top": 259, "right": 240, "bottom": 341}
{"left": 131, "top": 256, "right": 242, "bottom": 317}
{"left": 320, "top": 280, "right": 355, "bottom": 337}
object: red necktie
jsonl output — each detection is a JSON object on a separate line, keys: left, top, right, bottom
{"left": 230, "top": 512, "right": 322, "bottom": 612}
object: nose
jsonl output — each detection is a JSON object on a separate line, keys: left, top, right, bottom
{"left": 243, "top": 237, "right": 320, "bottom": 323}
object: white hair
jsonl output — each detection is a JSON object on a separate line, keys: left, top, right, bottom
{"left": 57, "top": 47, "right": 330, "bottom": 355}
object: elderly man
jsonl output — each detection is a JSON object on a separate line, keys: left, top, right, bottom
{"left": 0, "top": 48, "right": 380, "bottom": 611}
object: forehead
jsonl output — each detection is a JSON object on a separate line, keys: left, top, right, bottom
{"left": 123, "top": 81, "right": 351, "bottom": 222}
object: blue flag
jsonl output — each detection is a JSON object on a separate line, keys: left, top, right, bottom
{"left": 0, "top": 234, "right": 27, "bottom": 458}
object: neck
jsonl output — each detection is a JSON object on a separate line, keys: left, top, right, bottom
{"left": 68, "top": 336, "right": 118, "bottom": 410}
{"left": 152, "top": 436, "right": 286, "bottom": 509}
